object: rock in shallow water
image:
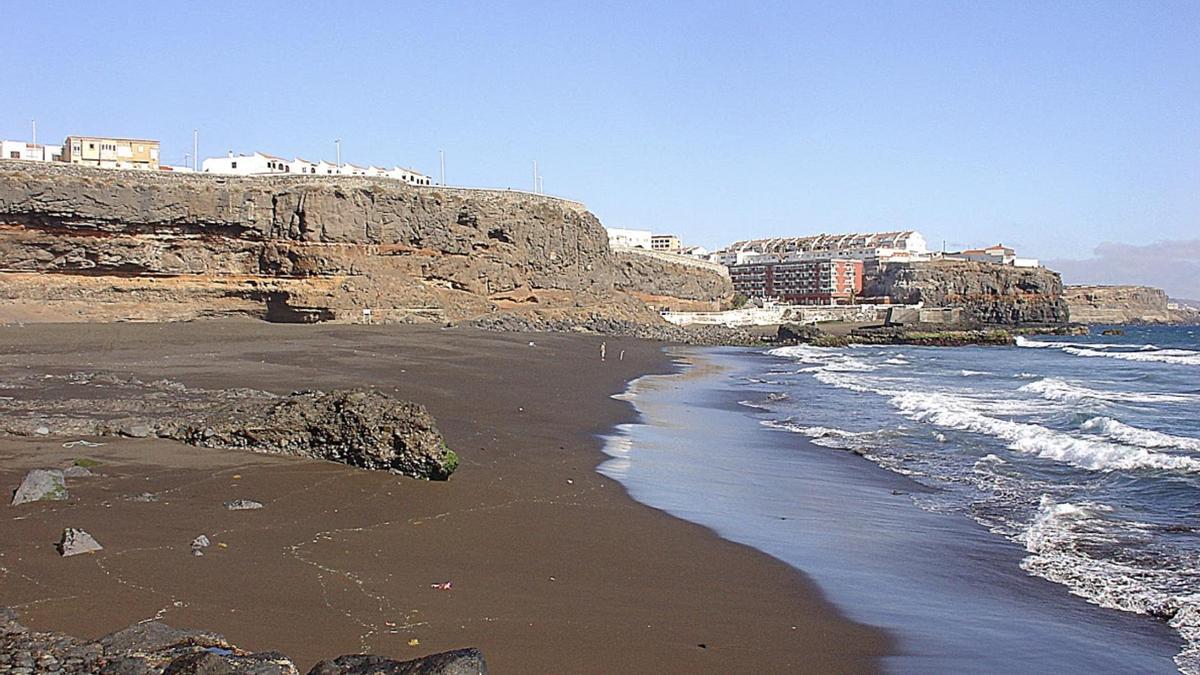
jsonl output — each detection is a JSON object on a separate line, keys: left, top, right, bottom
{"left": 11, "top": 469, "right": 68, "bottom": 506}
{"left": 223, "top": 499, "right": 263, "bottom": 511}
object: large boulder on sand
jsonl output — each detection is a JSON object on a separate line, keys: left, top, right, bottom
{"left": 307, "top": 649, "right": 488, "bottom": 675}
{"left": 165, "top": 389, "right": 458, "bottom": 480}
{"left": 11, "top": 469, "right": 68, "bottom": 505}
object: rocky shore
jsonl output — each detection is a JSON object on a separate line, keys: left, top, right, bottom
{"left": 0, "top": 610, "right": 487, "bottom": 675}
{"left": 775, "top": 321, "right": 1089, "bottom": 347}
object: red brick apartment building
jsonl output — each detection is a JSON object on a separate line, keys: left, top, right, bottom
{"left": 729, "top": 258, "right": 863, "bottom": 304}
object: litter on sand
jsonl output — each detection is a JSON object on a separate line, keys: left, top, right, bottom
{"left": 429, "top": 581, "right": 453, "bottom": 590}
{"left": 62, "top": 440, "right": 105, "bottom": 449}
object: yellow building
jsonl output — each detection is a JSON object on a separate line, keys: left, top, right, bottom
{"left": 62, "top": 136, "right": 160, "bottom": 170}
{"left": 651, "top": 234, "right": 682, "bottom": 252}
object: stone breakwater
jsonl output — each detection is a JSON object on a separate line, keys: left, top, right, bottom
{"left": 0, "top": 161, "right": 731, "bottom": 325}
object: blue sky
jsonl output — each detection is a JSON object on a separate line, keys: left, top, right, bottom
{"left": 2, "top": 2, "right": 1198, "bottom": 293}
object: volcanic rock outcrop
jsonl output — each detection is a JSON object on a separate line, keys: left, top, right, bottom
{"left": 0, "top": 609, "right": 487, "bottom": 675}
{"left": 163, "top": 389, "right": 458, "bottom": 480}
{"left": 1064, "top": 285, "right": 1178, "bottom": 324}
{"left": 0, "top": 161, "right": 731, "bottom": 325}
{"left": 866, "top": 260, "right": 1070, "bottom": 325}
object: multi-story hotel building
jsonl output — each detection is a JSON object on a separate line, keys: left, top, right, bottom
{"left": 729, "top": 257, "right": 863, "bottom": 305}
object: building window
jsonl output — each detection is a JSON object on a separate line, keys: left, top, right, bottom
{"left": 231, "top": 161, "right": 238, "bottom": 169}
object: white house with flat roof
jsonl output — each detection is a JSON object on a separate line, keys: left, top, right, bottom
{"left": 606, "top": 228, "right": 653, "bottom": 249}
{"left": 1, "top": 140, "right": 62, "bottom": 162}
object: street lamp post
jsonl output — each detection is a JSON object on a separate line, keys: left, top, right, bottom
{"left": 439, "top": 149, "right": 445, "bottom": 186}
{"left": 335, "top": 139, "right": 342, "bottom": 169}
{"left": 193, "top": 129, "right": 198, "bottom": 171}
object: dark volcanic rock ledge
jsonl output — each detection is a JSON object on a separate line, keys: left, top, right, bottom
{"left": 867, "top": 259, "right": 1070, "bottom": 324}
{"left": 163, "top": 389, "right": 459, "bottom": 480}
{"left": 0, "top": 610, "right": 487, "bottom": 675}
{"left": 0, "top": 161, "right": 730, "bottom": 326}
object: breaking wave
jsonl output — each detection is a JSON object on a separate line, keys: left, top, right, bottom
{"left": 1021, "top": 377, "right": 1199, "bottom": 404}
{"left": 1081, "top": 417, "right": 1200, "bottom": 453}
{"left": 1061, "top": 346, "right": 1200, "bottom": 367}
{"left": 890, "top": 391, "right": 1200, "bottom": 474}
{"left": 1016, "top": 337, "right": 1200, "bottom": 366}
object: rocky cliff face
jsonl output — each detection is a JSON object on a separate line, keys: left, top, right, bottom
{"left": 0, "top": 161, "right": 728, "bottom": 324}
{"left": 1064, "top": 285, "right": 1177, "bottom": 324}
{"left": 612, "top": 250, "right": 733, "bottom": 311}
{"left": 866, "top": 260, "right": 1070, "bottom": 325}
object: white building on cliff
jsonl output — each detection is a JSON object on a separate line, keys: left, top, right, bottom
{"left": 202, "top": 152, "right": 291, "bottom": 175}
{"left": 202, "top": 150, "right": 431, "bottom": 185}
{"left": 606, "top": 228, "right": 653, "bottom": 249}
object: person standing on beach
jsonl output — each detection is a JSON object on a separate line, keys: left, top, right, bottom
{"left": 600, "top": 341, "right": 607, "bottom": 361}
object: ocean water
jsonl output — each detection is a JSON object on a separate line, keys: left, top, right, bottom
{"left": 600, "top": 325, "right": 1199, "bottom": 673}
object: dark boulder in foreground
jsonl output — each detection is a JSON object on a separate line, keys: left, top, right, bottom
{"left": 308, "top": 650, "right": 488, "bottom": 675}
{"left": 1, "top": 610, "right": 486, "bottom": 675}
{"left": 165, "top": 389, "right": 458, "bottom": 480}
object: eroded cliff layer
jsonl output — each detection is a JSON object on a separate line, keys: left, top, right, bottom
{"left": 1064, "top": 285, "right": 1176, "bottom": 324}
{"left": 866, "top": 260, "right": 1070, "bottom": 325}
{"left": 0, "top": 161, "right": 730, "bottom": 323}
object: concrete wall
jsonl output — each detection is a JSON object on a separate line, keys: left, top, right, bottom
{"left": 662, "top": 303, "right": 895, "bottom": 327}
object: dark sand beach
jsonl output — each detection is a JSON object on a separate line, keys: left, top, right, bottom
{"left": 0, "top": 322, "right": 889, "bottom": 673}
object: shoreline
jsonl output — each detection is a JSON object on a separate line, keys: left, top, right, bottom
{"left": 606, "top": 344, "right": 1184, "bottom": 672}
{"left": 0, "top": 321, "right": 890, "bottom": 673}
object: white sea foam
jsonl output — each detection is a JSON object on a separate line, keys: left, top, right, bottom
{"left": 768, "top": 345, "right": 841, "bottom": 364}
{"left": 1081, "top": 417, "right": 1200, "bottom": 453}
{"left": 1019, "top": 496, "right": 1200, "bottom": 675}
{"left": 889, "top": 391, "right": 1200, "bottom": 473}
{"left": 1015, "top": 336, "right": 1128, "bottom": 350}
{"left": 760, "top": 420, "right": 882, "bottom": 451}
{"left": 812, "top": 368, "right": 891, "bottom": 394}
{"left": 1062, "top": 345, "right": 1200, "bottom": 366}
{"left": 959, "top": 369, "right": 990, "bottom": 377}
{"left": 1020, "top": 377, "right": 1198, "bottom": 404}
